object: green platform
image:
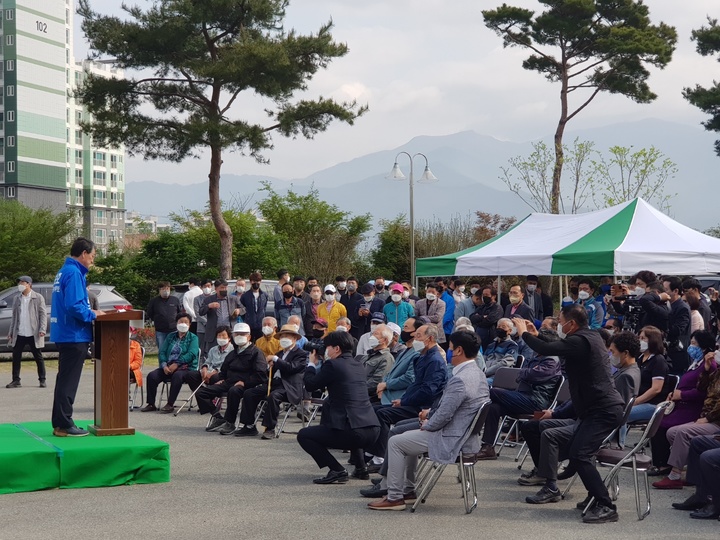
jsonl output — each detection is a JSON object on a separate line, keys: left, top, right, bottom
{"left": 0, "top": 421, "right": 170, "bottom": 495}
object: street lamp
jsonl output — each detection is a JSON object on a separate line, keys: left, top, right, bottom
{"left": 387, "top": 152, "right": 438, "bottom": 292}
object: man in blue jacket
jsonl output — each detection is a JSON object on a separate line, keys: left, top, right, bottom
{"left": 50, "top": 237, "right": 105, "bottom": 437}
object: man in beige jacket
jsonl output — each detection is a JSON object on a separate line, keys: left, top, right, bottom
{"left": 7, "top": 276, "right": 47, "bottom": 388}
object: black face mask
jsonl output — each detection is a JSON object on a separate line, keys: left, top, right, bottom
{"left": 375, "top": 284, "right": 384, "bottom": 291}
{"left": 436, "top": 286, "right": 444, "bottom": 293}
{"left": 282, "top": 291, "right": 294, "bottom": 299}
{"left": 496, "top": 328, "right": 507, "bottom": 339}
{"left": 312, "top": 329, "right": 325, "bottom": 339}
{"left": 482, "top": 296, "right": 492, "bottom": 305}
{"left": 570, "top": 287, "right": 579, "bottom": 296}
{"left": 251, "top": 283, "right": 260, "bottom": 290}
{"left": 400, "top": 330, "right": 414, "bottom": 343}
{"left": 217, "top": 289, "right": 227, "bottom": 297}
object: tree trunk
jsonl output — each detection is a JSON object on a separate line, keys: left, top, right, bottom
{"left": 551, "top": 64, "right": 570, "bottom": 215}
{"left": 208, "top": 145, "right": 233, "bottom": 278}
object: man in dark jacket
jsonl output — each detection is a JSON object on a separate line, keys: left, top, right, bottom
{"left": 342, "top": 276, "right": 366, "bottom": 337}
{"left": 146, "top": 281, "right": 181, "bottom": 351}
{"left": 198, "top": 278, "right": 243, "bottom": 353}
{"left": 514, "top": 304, "right": 624, "bottom": 524}
{"left": 355, "top": 283, "right": 386, "bottom": 339}
{"left": 235, "top": 324, "right": 309, "bottom": 438}
{"left": 470, "top": 285, "right": 504, "bottom": 350}
{"left": 660, "top": 276, "right": 692, "bottom": 374}
{"left": 476, "top": 329, "right": 562, "bottom": 460}
{"left": 297, "top": 330, "right": 381, "bottom": 484}
{"left": 200, "top": 323, "right": 268, "bottom": 434}
{"left": 239, "top": 271, "right": 268, "bottom": 341}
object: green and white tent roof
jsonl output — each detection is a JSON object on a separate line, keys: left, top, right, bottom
{"left": 416, "top": 198, "right": 720, "bottom": 277}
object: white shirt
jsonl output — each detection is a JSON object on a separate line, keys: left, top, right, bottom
{"left": 18, "top": 293, "right": 33, "bottom": 337}
{"left": 183, "top": 286, "right": 203, "bottom": 320}
{"left": 451, "top": 358, "right": 475, "bottom": 376}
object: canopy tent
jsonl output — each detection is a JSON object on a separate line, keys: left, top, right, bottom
{"left": 416, "top": 198, "right": 720, "bottom": 277}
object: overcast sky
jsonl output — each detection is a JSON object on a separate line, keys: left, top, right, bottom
{"left": 79, "top": 0, "right": 719, "bottom": 183}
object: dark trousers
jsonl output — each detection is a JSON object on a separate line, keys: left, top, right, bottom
{"left": 298, "top": 424, "right": 381, "bottom": 471}
{"left": 520, "top": 418, "right": 576, "bottom": 472}
{"left": 651, "top": 425, "right": 672, "bottom": 467}
{"left": 239, "top": 379, "right": 286, "bottom": 429}
{"left": 196, "top": 380, "right": 247, "bottom": 422}
{"left": 250, "top": 327, "right": 263, "bottom": 342}
{"left": 366, "top": 404, "right": 421, "bottom": 458}
{"left": 481, "top": 388, "right": 537, "bottom": 446}
{"left": 146, "top": 367, "right": 187, "bottom": 406}
{"left": 566, "top": 406, "right": 623, "bottom": 508}
{"left": 686, "top": 434, "right": 720, "bottom": 502}
{"left": 185, "top": 370, "right": 221, "bottom": 393}
{"left": 12, "top": 335, "right": 46, "bottom": 382}
{"left": 51, "top": 342, "right": 87, "bottom": 429}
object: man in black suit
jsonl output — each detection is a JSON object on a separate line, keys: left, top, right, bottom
{"left": 198, "top": 279, "right": 243, "bottom": 354}
{"left": 235, "top": 324, "right": 309, "bottom": 439}
{"left": 660, "top": 276, "right": 691, "bottom": 375}
{"left": 505, "top": 285, "right": 534, "bottom": 321}
{"left": 297, "top": 331, "right": 381, "bottom": 484}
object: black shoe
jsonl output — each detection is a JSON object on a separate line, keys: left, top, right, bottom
{"left": 582, "top": 504, "right": 619, "bottom": 523}
{"left": 557, "top": 467, "right": 576, "bottom": 481}
{"left": 673, "top": 494, "right": 708, "bottom": 511}
{"left": 313, "top": 469, "right": 349, "bottom": 485}
{"left": 576, "top": 494, "right": 593, "bottom": 510}
{"left": 218, "top": 422, "right": 237, "bottom": 435}
{"left": 205, "top": 416, "right": 225, "bottom": 432}
{"left": 352, "top": 467, "right": 370, "bottom": 480}
{"left": 526, "top": 485, "right": 562, "bottom": 504}
{"left": 53, "top": 426, "right": 89, "bottom": 437}
{"left": 366, "top": 462, "right": 382, "bottom": 474}
{"left": 6, "top": 380, "right": 21, "bottom": 388}
{"left": 140, "top": 404, "right": 157, "bottom": 412}
{"left": 360, "top": 483, "right": 388, "bottom": 498}
{"left": 234, "top": 426, "right": 259, "bottom": 437}
{"left": 690, "top": 503, "right": 720, "bottom": 520}
{"left": 39, "top": 380, "right": 47, "bottom": 388}
{"left": 371, "top": 477, "right": 383, "bottom": 485}
{"left": 647, "top": 465, "right": 672, "bottom": 477}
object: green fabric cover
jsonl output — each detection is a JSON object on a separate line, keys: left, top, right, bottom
{"left": 0, "top": 421, "right": 170, "bottom": 494}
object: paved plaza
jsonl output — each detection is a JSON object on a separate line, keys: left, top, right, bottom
{"left": 2, "top": 362, "right": 719, "bottom": 540}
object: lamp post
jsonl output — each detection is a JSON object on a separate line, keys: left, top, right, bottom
{"left": 387, "top": 152, "right": 438, "bottom": 292}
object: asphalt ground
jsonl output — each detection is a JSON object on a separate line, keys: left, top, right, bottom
{"left": 1, "top": 360, "right": 719, "bottom": 540}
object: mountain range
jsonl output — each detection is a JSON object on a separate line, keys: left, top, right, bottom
{"left": 125, "top": 118, "right": 720, "bottom": 233}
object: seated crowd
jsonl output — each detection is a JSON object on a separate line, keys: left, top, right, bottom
{"left": 131, "top": 269, "right": 720, "bottom": 523}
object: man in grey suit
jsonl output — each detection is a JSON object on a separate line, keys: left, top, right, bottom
{"left": 198, "top": 279, "right": 244, "bottom": 354}
{"left": 414, "top": 283, "right": 446, "bottom": 345}
{"left": 368, "top": 330, "right": 489, "bottom": 511}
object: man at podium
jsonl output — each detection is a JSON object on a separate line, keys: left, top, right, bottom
{"left": 50, "top": 237, "right": 105, "bottom": 437}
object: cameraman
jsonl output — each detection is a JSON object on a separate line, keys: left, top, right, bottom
{"left": 610, "top": 271, "right": 668, "bottom": 333}
{"left": 303, "top": 318, "right": 329, "bottom": 364}
{"left": 636, "top": 281, "right": 670, "bottom": 333}
{"left": 659, "top": 276, "right": 691, "bottom": 375}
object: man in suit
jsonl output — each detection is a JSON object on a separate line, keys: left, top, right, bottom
{"left": 470, "top": 285, "right": 504, "bottom": 350}
{"left": 198, "top": 278, "right": 243, "bottom": 354}
{"left": 414, "top": 283, "right": 446, "bottom": 345}
{"left": 368, "top": 330, "right": 489, "bottom": 510}
{"left": 524, "top": 275, "right": 544, "bottom": 321}
{"left": 239, "top": 272, "right": 268, "bottom": 341}
{"left": 7, "top": 276, "right": 47, "bottom": 388}
{"left": 660, "top": 276, "right": 692, "bottom": 374}
{"left": 505, "top": 285, "right": 534, "bottom": 321}
{"left": 235, "top": 324, "right": 309, "bottom": 439}
{"left": 297, "top": 330, "right": 381, "bottom": 484}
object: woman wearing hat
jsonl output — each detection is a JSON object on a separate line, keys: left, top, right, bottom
{"left": 236, "top": 324, "right": 309, "bottom": 439}
{"left": 318, "top": 284, "right": 347, "bottom": 332}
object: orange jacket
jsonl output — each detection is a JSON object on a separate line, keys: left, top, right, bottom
{"left": 130, "top": 339, "right": 143, "bottom": 387}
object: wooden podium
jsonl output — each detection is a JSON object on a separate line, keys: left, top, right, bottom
{"left": 88, "top": 310, "right": 144, "bottom": 436}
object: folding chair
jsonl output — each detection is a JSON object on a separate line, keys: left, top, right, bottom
{"left": 158, "top": 379, "right": 195, "bottom": 412}
{"left": 485, "top": 367, "right": 520, "bottom": 450}
{"left": 562, "top": 396, "right": 636, "bottom": 499}
{"left": 624, "top": 374, "right": 679, "bottom": 435}
{"left": 129, "top": 346, "right": 146, "bottom": 410}
{"left": 579, "top": 401, "right": 672, "bottom": 520}
{"left": 411, "top": 400, "right": 492, "bottom": 514}
{"left": 513, "top": 354, "right": 525, "bottom": 369}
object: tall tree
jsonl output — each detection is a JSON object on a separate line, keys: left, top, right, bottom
{"left": 77, "top": 0, "right": 366, "bottom": 278}
{"left": 683, "top": 17, "right": 720, "bottom": 156}
{"left": 482, "top": 0, "right": 676, "bottom": 213}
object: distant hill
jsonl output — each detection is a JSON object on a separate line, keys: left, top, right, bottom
{"left": 125, "top": 118, "right": 719, "bottom": 232}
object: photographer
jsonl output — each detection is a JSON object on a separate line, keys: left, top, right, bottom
{"left": 660, "top": 276, "right": 691, "bottom": 375}
{"left": 610, "top": 272, "right": 668, "bottom": 333}
{"left": 303, "top": 318, "right": 329, "bottom": 363}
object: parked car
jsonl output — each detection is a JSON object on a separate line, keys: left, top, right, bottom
{"left": 171, "top": 279, "right": 278, "bottom": 318}
{"left": 695, "top": 275, "right": 720, "bottom": 293}
{"left": 0, "top": 283, "right": 141, "bottom": 353}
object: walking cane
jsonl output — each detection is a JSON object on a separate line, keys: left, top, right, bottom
{"left": 267, "top": 362, "right": 273, "bottom": 397}
{"left": 174, "top": 380, "right": 206, "bottom": 416}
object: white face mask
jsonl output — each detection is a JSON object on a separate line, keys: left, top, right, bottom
{"left": 402, "top": 290, "right": 410, "bottom": 299}
{"left": 526, "top": 284, "right": 536, "bottom": 293}
{"left": 509, "top": 295, "right": 521, "bottom": 305}
{"left": 17, "top": 284, "right": 26, "bottom": 293}
{"left": 578, "top": 290, "right": 590, "bottom": 301}
{"left": 510, "top": 326, "right": 517, "bottom": 336}
{"left": 236, "top": 286, "right": 246, "bottom": 294}
{"left": 557, "top": 322, "right": 567, "bottom": 339}
{"left": 426, "top": 293, "right": 437, "bottom": 301}
{"left": 203, "top": 287, "right": 212, "bottom": 295}
{"left": 160, "top": 290, "right": 170, "bottom": 298}
{"left": 634, "top": 287, "right": 645, "bottom": 297}
{"left": 412, "top": 339, "right": 426, "bottom": 353}
{"left": 370, "top": 323, "right": 380, "bottom": 332}
{"left": 338, "top": 282, "right": 347, "bottom": 289}
{"left": 325, "top": 294, "right": 335, "bottom": 302}
{"left": 391, "top": 294, "right": 402, "bottom": 303}
{"left": 262, "top": 326, "right": 274, "bottom": 336}
{"left": 639, "top": 340, "right": 649, "bottom": 352}
{"left": 176, "top": 323, "right": 189, "bottom": 333}
{"left": 363, "top": 296, "right": 373, "bottom": 303}
{"left": 234, "top": 335, "right": 248, "bottom": 346}
{"left": 368, "top": 335, "right": 380, "bottom": 349}
{"left": 458, "top": 286, "right": 465, "bottom": 293}
{"left": 610, "top": 354, "right": 623, "bottom": 368}
{"left": 279, "top": 337, "right": 294, "bottom": 349}
{"left": 217, "top": 338, "right": 230, "bottom": 347}
{"left": 470, "top": 287, "right": 479, "bottom": 295}
{"left": 336, "top": 325, "right": 348, "bottom": 333}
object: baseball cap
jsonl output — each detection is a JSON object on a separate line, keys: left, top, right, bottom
{"left": 311, "top": 318, "right": 329, "bottom": 328}
{"left": 371, "top": 312, "right": 387, "bottom": 323}
{"left": 390, "top": 283, "right": 404, "bottom": 293}
{"left": 387, "top": 322, "right": 401, "bottom": 336}
{"left": 324, "top": 284, "right": 337, "bottom": 294}
{"left": 233, "top": 322, "right": 251, "bottom": 333}
{"left": 17, "top": 275, "right": 32, "bottom": 284}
